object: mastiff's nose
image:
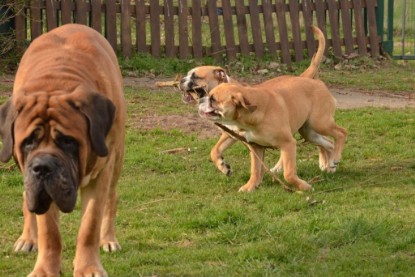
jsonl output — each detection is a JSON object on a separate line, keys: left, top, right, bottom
{"left": 30, "top": 156, "right": 57, "bottom": 179}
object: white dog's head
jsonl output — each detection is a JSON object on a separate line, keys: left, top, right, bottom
{"left": 179, "top": 66, "right": 231, "bottom": 104}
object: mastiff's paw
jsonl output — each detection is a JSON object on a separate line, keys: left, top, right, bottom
{"left": 28, "top": 264, "right": 60, "bottom": 277}
{"left": 14, "top": 236, "right": 37, "bottom": 252}
{"left": 28, "top": 269, "right": 59, "bottom": 277}
{"left": 74, "top": 265, "right": 108, "bottom": 277}
{"left": 101, "top": 240, "right": 121, "bottom": 252}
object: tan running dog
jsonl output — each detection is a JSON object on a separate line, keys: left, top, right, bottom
{"left": 179, "top": 26, "right": 325, "bottom": 176}
{"left": 198, "top": 78, "right": 347, "bottom": 192}
{"left": 0, "top": 24, "right": 126, "bottom": 277}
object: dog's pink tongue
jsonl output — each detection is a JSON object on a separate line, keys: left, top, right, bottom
{"left": 183, "top": 92, "right": 195, "bottom": 104}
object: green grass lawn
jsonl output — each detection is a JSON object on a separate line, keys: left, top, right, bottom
{"left": 1, "top": 79, "right": 415, "bottom": 276}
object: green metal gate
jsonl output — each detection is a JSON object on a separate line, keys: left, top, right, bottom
{"left": 379, "top": 0, "right": 415, "bottom": 60}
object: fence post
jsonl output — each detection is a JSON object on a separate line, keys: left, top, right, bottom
{"left": 377, "top": 0, "right": 394, "bottom": 55}
{"left": 376, "top": 0, "right": 385, "bottom": 36}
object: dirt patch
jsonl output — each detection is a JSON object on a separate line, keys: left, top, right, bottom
{"left": 331, "top": 88, "right": 415, "bottom": 109}
{"left": 134, "top": 113, "right": 221, "bottom": 138}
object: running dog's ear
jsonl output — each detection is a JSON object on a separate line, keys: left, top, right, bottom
{"left": 213, "top": 68, "right": 229, "bottom": 83}
{"left": 232, "top": 93, "right": 257, "bottom": 113}
{"left": 0, "top": 99, "right": 16, "bottom": 163}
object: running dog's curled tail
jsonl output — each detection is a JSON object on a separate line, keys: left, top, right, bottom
{"left": 300, "top": 26, "right": 326, "bottom": 79}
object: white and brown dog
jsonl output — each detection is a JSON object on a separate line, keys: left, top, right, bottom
{"left": 180, "top": 26, "right": 326, "bottom": 177}
{"left": 198, "top": 78, "right": 347, "bottom": 192}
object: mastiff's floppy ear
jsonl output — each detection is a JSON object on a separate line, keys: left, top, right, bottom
{"left": 0, "top": 99, "right": 16, "bottom": 163}
{"left": 76, "top": 93, "right": 116, "bottom": 157}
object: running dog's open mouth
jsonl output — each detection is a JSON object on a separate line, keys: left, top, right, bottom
{"left": 182, "top": 91, "right": 197, "bottom": 104}
{"left": 182, "top": 86, "right": 207, "bottom": 104}
{"left": 199, "top": 109, "right": 220, "bottom": 119}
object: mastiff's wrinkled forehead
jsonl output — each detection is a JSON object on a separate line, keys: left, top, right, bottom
{"left": 5, "top": 86, "right": 114, "bottom": 173}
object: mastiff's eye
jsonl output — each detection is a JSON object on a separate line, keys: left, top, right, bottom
{"left": 22, "top": 133, "right": 39, "bottom": 153}
{"left": 56, "top": 135, "right": 78, "bottom": 153}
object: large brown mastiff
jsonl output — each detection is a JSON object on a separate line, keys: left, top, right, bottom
{"left": 0, "top": 24, "right": 126, "bottom": 276}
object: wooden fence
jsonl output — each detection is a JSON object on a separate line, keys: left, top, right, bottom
{"left": 13, "top": 0, "right": 381, "bottom": 65}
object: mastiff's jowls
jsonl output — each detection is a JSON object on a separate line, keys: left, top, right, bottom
{"left": 0, "top": 24, "right": 126, "bottom": 277}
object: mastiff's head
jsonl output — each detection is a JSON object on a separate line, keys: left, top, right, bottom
{"left": 0, "top": 88, "right": 115, "bottom": 214}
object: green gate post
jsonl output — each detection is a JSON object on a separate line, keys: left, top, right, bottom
{"left": 376, "top": 0, "right": 394, "bottom": 55}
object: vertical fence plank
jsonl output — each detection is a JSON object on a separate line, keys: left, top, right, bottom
{"left": 222, "top": 0, "right": 236, "bottom": 60}
{"left": 315, "top": 0, "right": 326, "bottom": 28}
{"left": 164, "top": 0, "right": 175, "bottom": 57}
{"left": 191, "top": 0, "right": 203, "bottom": 58}
{"left": 207, "top": 1, "right": 222, "bottom": 59}
{"left": 315, "top": 0, "right": 327, "bottom": 53}
{"left": 289, "top": 0, "right": 303, "bottom": 61}
{"left": 121, "top": 0, "right": 132, "bottom": 57}
{"left": 31, "top": 0, "right": 42, "bottom": 40}
{"left": 135, "top": 0, "right": 146, "bottom": 53}
{"left": 262, "top": 0, "right": 277, "bottom": 56}
{"left": 365, "top": 0, "right": 380, "bottom": 57}
{"left": 178, "top": 0, "right": 189, "bottom": 58}
{"left": 352, "top": 0, "right": 367, "bottom": 55}
{"left": 150, "top": 1, "right": 161, "bottom": 57}
{"left": 248, "top": 2, "right": 264, "bottom": 58}
{"left": 339, "top": 0, "right": 354, "bottom": 55}
{"left": 301, "top": 0, "right": 316, "bottom": 56}
{"left": 275, "top": 0, "right": 291, "bottom": 66}
{"left": 61, "top": 0, "right": 73, "bottom": 24}
{"left": 75, "top": 0, "right": 87, "bottom": 25}
{"left": 20, "top": 0, "right": 381, "bottom": 63}
{"left": 235, "top": 0, "right": 249, "bottom": 55}
{"left": 91, "top": 0, "right": 101, "bottom": 33}
{"left": 327, "top": 0, "right": 342, "bottom": 57}
{"left": 46, "top": 0, "right": 57, "bottom": 30}
{"left": 106, "top": 0, "right": 117, "bottom": 51}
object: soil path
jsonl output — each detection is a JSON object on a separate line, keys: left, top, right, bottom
{"left": 125, "top": 76, "right": 415, "bottom": 109}
{"left": 2, "top": 75, "right": 413, "bottom": 109}
{"left": 330, "top": 88, "right": 414, "bottom": 109}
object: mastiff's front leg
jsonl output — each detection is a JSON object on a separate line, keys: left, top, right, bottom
{"left": 73, "top": 165, "right": 114, "bottom": 277}
{"left": 14, "top": 192, "right": 38, "bottom": 253}
{"left": 28, "top": 204, "right": 61, "bottom": 277}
